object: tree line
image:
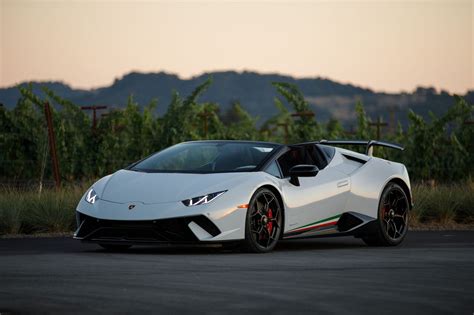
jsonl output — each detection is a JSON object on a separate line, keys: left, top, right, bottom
{"left": 1, "top": 78, "right": 472, "bottom": 185}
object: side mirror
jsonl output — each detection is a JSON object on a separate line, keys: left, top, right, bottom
{"left": 289, "top": 164, "right": 319, "bottom": 186}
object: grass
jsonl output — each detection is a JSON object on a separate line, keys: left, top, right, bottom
{"left": 0, "top": 182, "right": 473, "bottom": 236}
{"left": 410, "top": 181, "right": 474, "bottom": 229}
{"left": 0, "top": 184, "right": 86, "bottom": 236}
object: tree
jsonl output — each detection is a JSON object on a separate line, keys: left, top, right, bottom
{"left": 222, "top": 102, "right": 259, "bottom": 140}
{"left": 271, "top": 82, "right": 320, "bottom": 143}
{"left": 159, "top": 77, "right": 213, "bottom": 147}
{"left": 2, "top": 80, "right": 473, "bottom": 183}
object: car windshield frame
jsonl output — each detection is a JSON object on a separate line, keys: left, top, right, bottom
{"left": 129, "top": 141, "right": 282, "bottom": 174}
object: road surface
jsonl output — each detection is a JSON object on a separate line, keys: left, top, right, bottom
{"left": 1, "top": 231, "right": 473, "bottom": 314}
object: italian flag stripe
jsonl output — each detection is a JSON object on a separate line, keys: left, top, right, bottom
{"left": 288, "top": 214, "right": 341, "bottom": 234}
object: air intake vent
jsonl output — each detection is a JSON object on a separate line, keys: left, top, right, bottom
{"left": 342, "top": 154, "right": 367, "bottom": 164}
{"left": 74, "top": 213, "right": 221, "bottom": 243}
{"left": 337, "top": 213, "right": 364, "bottom": 232}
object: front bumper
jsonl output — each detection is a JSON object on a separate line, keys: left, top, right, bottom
{"left": 74, "top": 212, "right": 221, "bottom": 244}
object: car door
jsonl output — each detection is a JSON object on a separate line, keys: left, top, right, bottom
{"left": 278, "top": 145, "right": 350, "bottom": 235}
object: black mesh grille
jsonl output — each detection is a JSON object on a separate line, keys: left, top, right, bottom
{"left": 75, "top": 212, "right": 220, "bottom": 243}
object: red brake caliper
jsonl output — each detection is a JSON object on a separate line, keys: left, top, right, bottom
{"left": 267, "top": 208, "right": 273, "bottom": 235}
{"left": 383, "top": 205, "right": 389, "bottom": 220}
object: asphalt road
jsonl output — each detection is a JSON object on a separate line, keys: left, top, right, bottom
{"left": 0, "top": 231, "right": 473, "bottom": 315}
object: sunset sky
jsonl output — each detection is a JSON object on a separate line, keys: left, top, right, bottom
{"left": 1, "top": 0, "right": 472, "bottom": 93}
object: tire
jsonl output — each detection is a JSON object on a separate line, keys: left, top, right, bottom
{"left": 362, "top": 182, "right": 409, "bottom": 246}
{"left": 242, "top": 188, "right": 283, "bottom": 253}
{"left": 99, "top": 244, "right": 132, "bottom": 251}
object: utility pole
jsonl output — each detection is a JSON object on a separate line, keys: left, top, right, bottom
{"left": 43, "top": 102, "right": 61, "bottom": 189}
{"left": 369, "top": 116, "right": 388, "bottom": 140}
{"left": 81, "top": 105, "right": 108, "bottom": 132}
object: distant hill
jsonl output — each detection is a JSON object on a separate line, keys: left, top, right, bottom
{"left": 1, "top": 71, "right": 472, "bottom": 128}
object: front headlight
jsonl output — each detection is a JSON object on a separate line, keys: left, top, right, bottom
{"left": 182, "top": 190, "right": 227, "bottom": 207}
{"left": 85, "top": 188, "right": 98, "bottom": 204}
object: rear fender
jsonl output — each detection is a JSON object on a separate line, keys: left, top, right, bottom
{"left": 346, "top": 158, "right": 408, "bottom": 218}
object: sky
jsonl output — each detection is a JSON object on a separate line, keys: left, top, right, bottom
{"left": 0, "top": 0, "right": 472, "bottom": 94}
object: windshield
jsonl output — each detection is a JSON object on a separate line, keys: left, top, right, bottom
{"left": 130, "top": 142, "right": 279, "bottom": 173}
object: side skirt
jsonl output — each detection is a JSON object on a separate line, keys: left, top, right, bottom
{"left": 282, "top": 211, "right": 376, "bottom": 240}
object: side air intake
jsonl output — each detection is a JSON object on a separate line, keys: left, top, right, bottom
{"left": 337, "top": 213, "right": 364, "bottom": 232}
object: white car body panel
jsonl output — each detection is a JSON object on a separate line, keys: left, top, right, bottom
{"left": 280, "top": 167, "right": 350, "bottom": 232}
{"left": 75, "top": 141, "right": 411, "bottom": 244}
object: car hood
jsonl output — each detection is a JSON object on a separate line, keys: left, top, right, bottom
{"left": 99, "top": 169, "right": 251, "bottom": 204}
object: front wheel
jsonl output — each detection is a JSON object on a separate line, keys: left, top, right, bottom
{"left": 242, "top": 188, "right": 283, "bottom": 253}
{"left": 363, "top": 183, "right": 409, "bottom": 246}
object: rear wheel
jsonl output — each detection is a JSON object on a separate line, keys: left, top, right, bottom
{"left": 242, "top": 188, "right": 283, "bottom": 253}
{"left": 363, "top": 183, "right": 409, "bottom": 246}
{"left": 99, "top": 244, "right": 132, "bottom": 251}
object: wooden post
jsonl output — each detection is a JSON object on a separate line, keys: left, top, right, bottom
{"left": 277, "top": 122, "right": 289, "bottom": 144}
{"left": 387, "top": 106, "right": 399, "bottom": 134}
{"left": 344, "top": 126, "right": 356, "bottom": 137}
{"left": 369, "top": 116, "right": 388, "bottom": 140}
{"left": 291, "top": 111, "right": 315, "bottom": 119}
{"left": 44, "top": 102, "right": 61, "bottom": 189}
{"left": 198, "top": 111, "right": 214, "bottom": 139}
{"left": 81, "top": 105, "right": 108, "bottom": 132}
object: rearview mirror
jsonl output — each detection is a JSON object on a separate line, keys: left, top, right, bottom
{"left": 289, "top": 164, "right": 319, "bottom": 186}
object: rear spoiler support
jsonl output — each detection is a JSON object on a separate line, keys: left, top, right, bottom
{"left": 318, "top": 140, "right": 404, "bottom": 156}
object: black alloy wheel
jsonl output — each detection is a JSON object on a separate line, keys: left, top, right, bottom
{"left": 363, "top": 183, "right": 409, "bottom": 246}
{"left": 243, "top": 188, "right": 283, "bottom": 253}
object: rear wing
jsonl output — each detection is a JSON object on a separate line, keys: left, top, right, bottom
{"left": 318, "top": 140, "right": 404, "bottom": 156}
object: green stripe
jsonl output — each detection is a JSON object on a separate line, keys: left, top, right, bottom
{"left": 291, "top": 214, "right": 341, "bottom": 231}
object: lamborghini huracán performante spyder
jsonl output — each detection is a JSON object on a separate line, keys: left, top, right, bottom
{"left": 74, "top": 140, "right": 412, "bottom": 253}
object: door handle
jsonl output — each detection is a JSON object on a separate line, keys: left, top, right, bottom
{"left": 337, "top": 180, "right": 349, "bottom": 188}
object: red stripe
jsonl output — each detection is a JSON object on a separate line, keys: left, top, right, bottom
{"left": 291, "top": 220, "right": 337, "bottom": 233}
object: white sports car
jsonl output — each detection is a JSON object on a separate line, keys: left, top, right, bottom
{"left": 74, "top": 140, "right": 412, "bottom": 253}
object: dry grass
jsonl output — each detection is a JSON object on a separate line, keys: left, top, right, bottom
{"left": 410, "top": 181, "right": 474, "bottom": 227}
{"left": 0, "top": 184, "right": 87, "bottom": 235}
{"left": 0, "top": 181, "right": 473, "bottom": 236}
